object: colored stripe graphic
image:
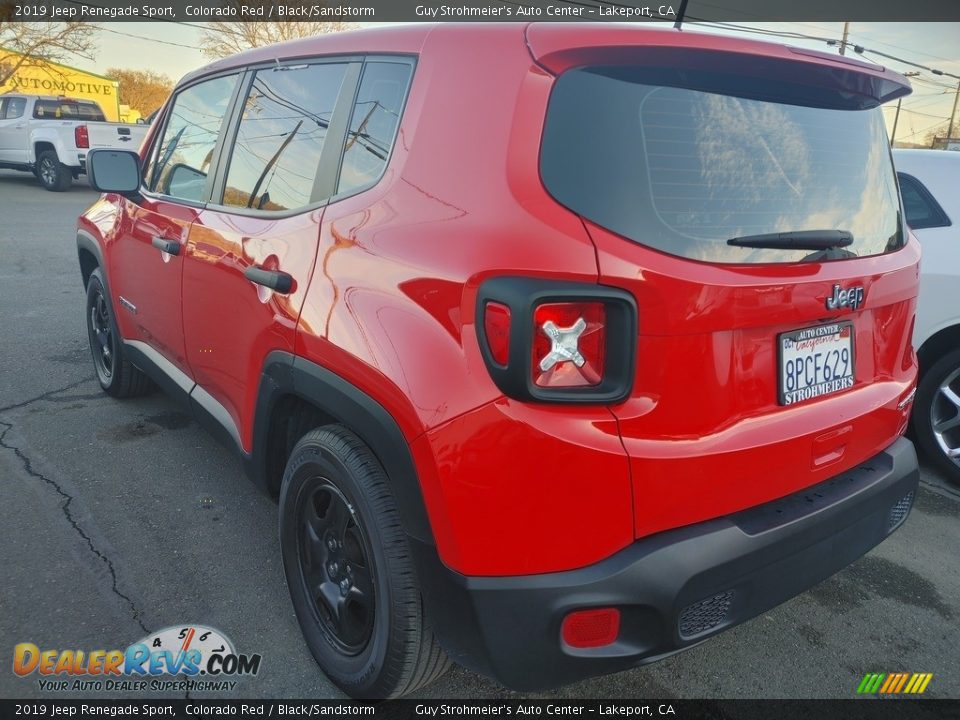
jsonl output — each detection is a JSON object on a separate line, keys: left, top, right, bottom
{"left": 880, "top": 674, "right": 896, "bottom": 693}
{"left": 858, "top": 672, "right": 932, "bottom": 694}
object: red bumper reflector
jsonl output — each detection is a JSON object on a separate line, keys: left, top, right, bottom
{"left": 561, "top": 608, "right": 620, "bottom": 648}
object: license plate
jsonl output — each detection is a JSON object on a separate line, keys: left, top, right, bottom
{"left": 778, "top": 322, "right": 855, "bottom": 405}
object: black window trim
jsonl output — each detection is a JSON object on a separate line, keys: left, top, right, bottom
{"left": 135, "top": 52, "right": 417, "bottom": 216}
{"left": 139, "top": 66, "right": 246, "bottom": 209}
{"left": 897, "top": 171, "right": 952, "bottom": 230}
{"left": 3, "top": 96, "right": 25, "bottom": 120}
{"left": 206, "top": 55, "right": 365, "bottom": 219}
{"left": 205, "top": 52, "right": 417, "bottom": 219}
{"left": 327, "top": 55, "right": 417, "bottom": 206}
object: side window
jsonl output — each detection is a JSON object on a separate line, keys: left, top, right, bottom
{"left": 145, "top": 74, "right": 239, "bottom": 202}
{"left": 221, "top": 63, "right": 347, "bottom": 212}
{"left": 336, "top": 62, "right": 412, "bottom": 196}
{"left": 4, "top": 97, "right": 26, "bottom": 120}
{"left": 34, "top": 100, "right": 55, "bottom": 118}
{"left": 898, "top": 173, "right": 951, "bottom": 230}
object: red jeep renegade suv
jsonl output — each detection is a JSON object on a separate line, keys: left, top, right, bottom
{"left": 78, "top": 24, "right": 920, "bottom": 698}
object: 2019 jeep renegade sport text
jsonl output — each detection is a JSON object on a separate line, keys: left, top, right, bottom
{"left": 77, "top": 24, "right": 921, "bottom": 698}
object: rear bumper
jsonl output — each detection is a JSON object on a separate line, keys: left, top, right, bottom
{"left": 414, "top": 436, "right": 919, "bottom": 691}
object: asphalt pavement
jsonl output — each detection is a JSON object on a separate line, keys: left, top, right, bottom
{"left": 0, "top": 169, "right": 957, "bottom": 700}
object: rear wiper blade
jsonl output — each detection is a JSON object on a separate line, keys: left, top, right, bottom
{"left": 727, "top": 230, "right": 853, "bottom": 251}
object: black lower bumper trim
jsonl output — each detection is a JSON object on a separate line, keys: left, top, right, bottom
{"left": 413, "top": 437, "right": 919, "bottom": 691}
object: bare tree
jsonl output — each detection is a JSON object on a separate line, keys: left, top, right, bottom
{"left": 107, "top": 67, "right": 174, "bottom": 116}
{"left": 921, "top": 120, "right": 951, "bottom": 149}
{"left": 0, "top": 18, "right": 99, "bottom": 86}
{"left": 198, "top": 15, "right": 354, "bottom": 60}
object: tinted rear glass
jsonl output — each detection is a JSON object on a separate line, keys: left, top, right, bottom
{"left": 541, "top": 67, "right": 904, "bottom": 264}
{"left": 33, "top": 100, "right": 104, "bottom": 121}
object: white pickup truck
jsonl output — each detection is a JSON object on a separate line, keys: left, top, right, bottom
{"left": 0, "top": 93, "right": 150, "bottom": 191}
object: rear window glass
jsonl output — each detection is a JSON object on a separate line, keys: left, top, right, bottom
{"left": 541, "top": 67, "right": 904, "bottom": 264}
{"left": 33, "top": 100, "right": 104, "bottom": 121}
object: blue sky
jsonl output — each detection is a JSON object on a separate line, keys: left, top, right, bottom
{"left": 78, "top": 21, "right": 960, "bottom": 144}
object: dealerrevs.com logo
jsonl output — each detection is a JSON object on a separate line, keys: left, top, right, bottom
{"left": 13, "top": 625, "right": 262, "bottom": 692}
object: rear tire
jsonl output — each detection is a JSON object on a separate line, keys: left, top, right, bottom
{"left": 913, "top": 348, "right": 960, "bottom": 486}
{"left": 36, "top": 150, "right": 72, "bottom": 192}
{"left": 85, "top": 268, "right": 152, "bottom": 398}
{"left": 279, "top": 425, "right": 450, "bottom": 698}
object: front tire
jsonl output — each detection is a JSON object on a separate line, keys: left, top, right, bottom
{"left": 36, "top": 150, "right": 72, "bottom": 192}
{"left": 913, "top": 348, "right": 960, "bottom": 486}
{"left": 85, "top": 268, "right": 152, "bottom": 398}
{"left": 279, "top": 426, "right": 450, "bottom": 698}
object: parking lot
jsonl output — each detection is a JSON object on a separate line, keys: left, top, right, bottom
{"left": 0, "top": 168, "right": 958, "bottom": 700}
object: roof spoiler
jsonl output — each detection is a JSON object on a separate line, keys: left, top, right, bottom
{"left": 526, "top": 26, "right": 912, "bottom": 110}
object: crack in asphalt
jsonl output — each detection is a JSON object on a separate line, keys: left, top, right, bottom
{"left": 0, "top": 399, "right": 149, "bottom": 635}
{"left": 0, "top": 377, "right": 94, "bottom": 414}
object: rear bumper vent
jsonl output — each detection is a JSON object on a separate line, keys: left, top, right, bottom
{"left": 679, "top": 590, "right": 734, "bottom": 639}
{"left": 888, "top": 491, "right": 915, "bottom": 531}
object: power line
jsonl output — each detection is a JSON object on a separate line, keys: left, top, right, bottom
{"left": 687, "top": 20, "right": 960, "bottom": 81}
{"left": 893, "top": 107, "right": 950, "bottom": 120}
{"left": 900, "top": 118, "right": 949, "bottom": 140}
{"left": 97, "top": 26, "right": 203, "bottom": 51}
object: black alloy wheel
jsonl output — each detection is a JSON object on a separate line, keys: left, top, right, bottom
{"left": 297, "top": 479, "right": 376, "bottom": 654}
{"left": 89, "top": 287, "right": 116, "bottom": 383}
{"left": 279, "top": 426, "right": 450, "bottom": 698}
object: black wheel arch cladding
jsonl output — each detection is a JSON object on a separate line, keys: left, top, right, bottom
{"left": 249, "top": 351, "right": 436, "bottom": 547}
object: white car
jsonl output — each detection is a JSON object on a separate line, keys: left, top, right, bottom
{"left": 893, "top": 149, "right": 959, "bottom": 485}
{"left": 0, "top": 93, "right": 149, "bottom": 191}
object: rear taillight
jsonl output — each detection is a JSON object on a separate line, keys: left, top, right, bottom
{"left": 476, "top": 277, "right": 636, "bottom": 404}
{"left": 533, "top": 302, "right": 605, "bottom": 387}
{"left": 75, "top": 125, "right": 89, "bottom": 149}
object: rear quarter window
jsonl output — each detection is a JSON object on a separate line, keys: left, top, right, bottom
{"left": 336, "top": 61, "right": 413, "bottom": 196}
{"left": 897, "top": 172, "right": 951, "bottom": 229}
{"left": 541, "top": 66, "right": 904, "bottom": 264}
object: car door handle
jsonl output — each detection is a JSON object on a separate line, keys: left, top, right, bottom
{"left": 244, "top": 266, "right": 293, "bottom": 293}
{"left": 151, "top": 236, "right": 180, "bottom": 256}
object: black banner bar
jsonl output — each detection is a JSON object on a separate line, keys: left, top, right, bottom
{"left": 2, "top": 0, "right": 960, "bottom": 22}
{"left": 1, "top": 700, "right": 959, "bottom": 720}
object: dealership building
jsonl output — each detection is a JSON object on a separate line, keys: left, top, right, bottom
{"left": 0, "top": 51, "right": 123, "bottom": 121}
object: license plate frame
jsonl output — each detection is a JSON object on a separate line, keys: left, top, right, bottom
{"left": 778, "top": 321, "right": 855, "bottom": 406}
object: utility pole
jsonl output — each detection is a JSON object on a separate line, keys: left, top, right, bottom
{"left": 947, "top": 78, "right": 960, "bottom": 146}
{"left": 890, "top": 71, "right": 920, "bottom": 148}
{"left": 839, "top": 22, "right": 851, "bottom": 56}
